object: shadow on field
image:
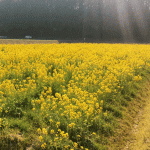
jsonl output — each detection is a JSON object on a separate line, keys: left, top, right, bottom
{"left": 58, "top": 39, "right": 150, "bottom": 44}
{"left": 58, "top": 39, "right": 115, "bottom": 43}
{"left": 0, "top": 39, "right": 149, "bottom": 45}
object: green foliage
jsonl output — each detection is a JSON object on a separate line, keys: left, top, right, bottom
{"left": 9, "top": 118, "right": 32, "bottom": 132}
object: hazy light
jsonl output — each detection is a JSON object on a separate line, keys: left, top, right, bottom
{"left": 115, "top": 0, "right": 133, "bottom": 42}
{"left": 103, "top": 0, "right": 149, "bottom": 42}
{"left": 130, "top": 0, "right": 148, "bottom": 42}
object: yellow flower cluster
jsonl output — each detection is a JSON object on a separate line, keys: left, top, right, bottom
{"left": 68, "top": 123, "right": 75, "bottom": 129}
{"left": 50, "top": 129, "right": 55, "bottom": 134}
{"left": 41, "top": 143, "right": 46, "bottom": 149}
{"left": 39, "top": 135, "right": 43, "bottom": 142}
{"left": 133, "top": 75, "right": 142, "bottom": 81}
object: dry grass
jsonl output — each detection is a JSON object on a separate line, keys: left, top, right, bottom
{"left": 0, "top": 39, "right": 59, "bottom": 45}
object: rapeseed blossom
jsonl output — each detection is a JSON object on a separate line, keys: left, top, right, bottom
{"left": 133, "top": 75, "right": 142, "bottom": 81}
{"left": 42, "top": 128, "right": 48, "bottom": 135}
{"left": 41, "top": 142, "right": 46, "bottom": 149}
{"left": 56, "top": 122, "right": 60, "bottom": 128}
{"left": 39, "top": 136, "right": 43, "bottom": 142}
{"left": 73, "top": 142, "right": 78, "bottom": 148}
{"left": 0, "top": 43, "right": 150, "bottom": 149}
{"left": 50, "top": 129, "right": 55, "bottom": 134}
{"left": 37, "top": 128, "right": 41, "bottom": 134}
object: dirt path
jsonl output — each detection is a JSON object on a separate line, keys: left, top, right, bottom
{"left": 124, "top": 82, "right": 150, "bottom": 150}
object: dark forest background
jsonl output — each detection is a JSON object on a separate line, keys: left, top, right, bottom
{"left": 0, "top": 0, "right": 150, "bottom": 43}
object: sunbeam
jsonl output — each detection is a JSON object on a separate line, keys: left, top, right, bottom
{"left": 130, "top": 0, "right": 149, "bottom": 42}
{"left": 102, "top": 0, "right": 149, "bottom": 43}
{"left": 115, "top": 0, "right": 134, "bottom": 42}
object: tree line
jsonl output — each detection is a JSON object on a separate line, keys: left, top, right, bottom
{"left": 0, "top": 0, "right": 149, "bottom": 43}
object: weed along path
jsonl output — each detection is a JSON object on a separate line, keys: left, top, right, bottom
{"left": 123, "top": 84, "right": 150, "bottom": 150}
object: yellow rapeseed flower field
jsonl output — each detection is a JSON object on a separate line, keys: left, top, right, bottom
{"left": 0, "top": 43, "right": 150, "bottom": 149}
